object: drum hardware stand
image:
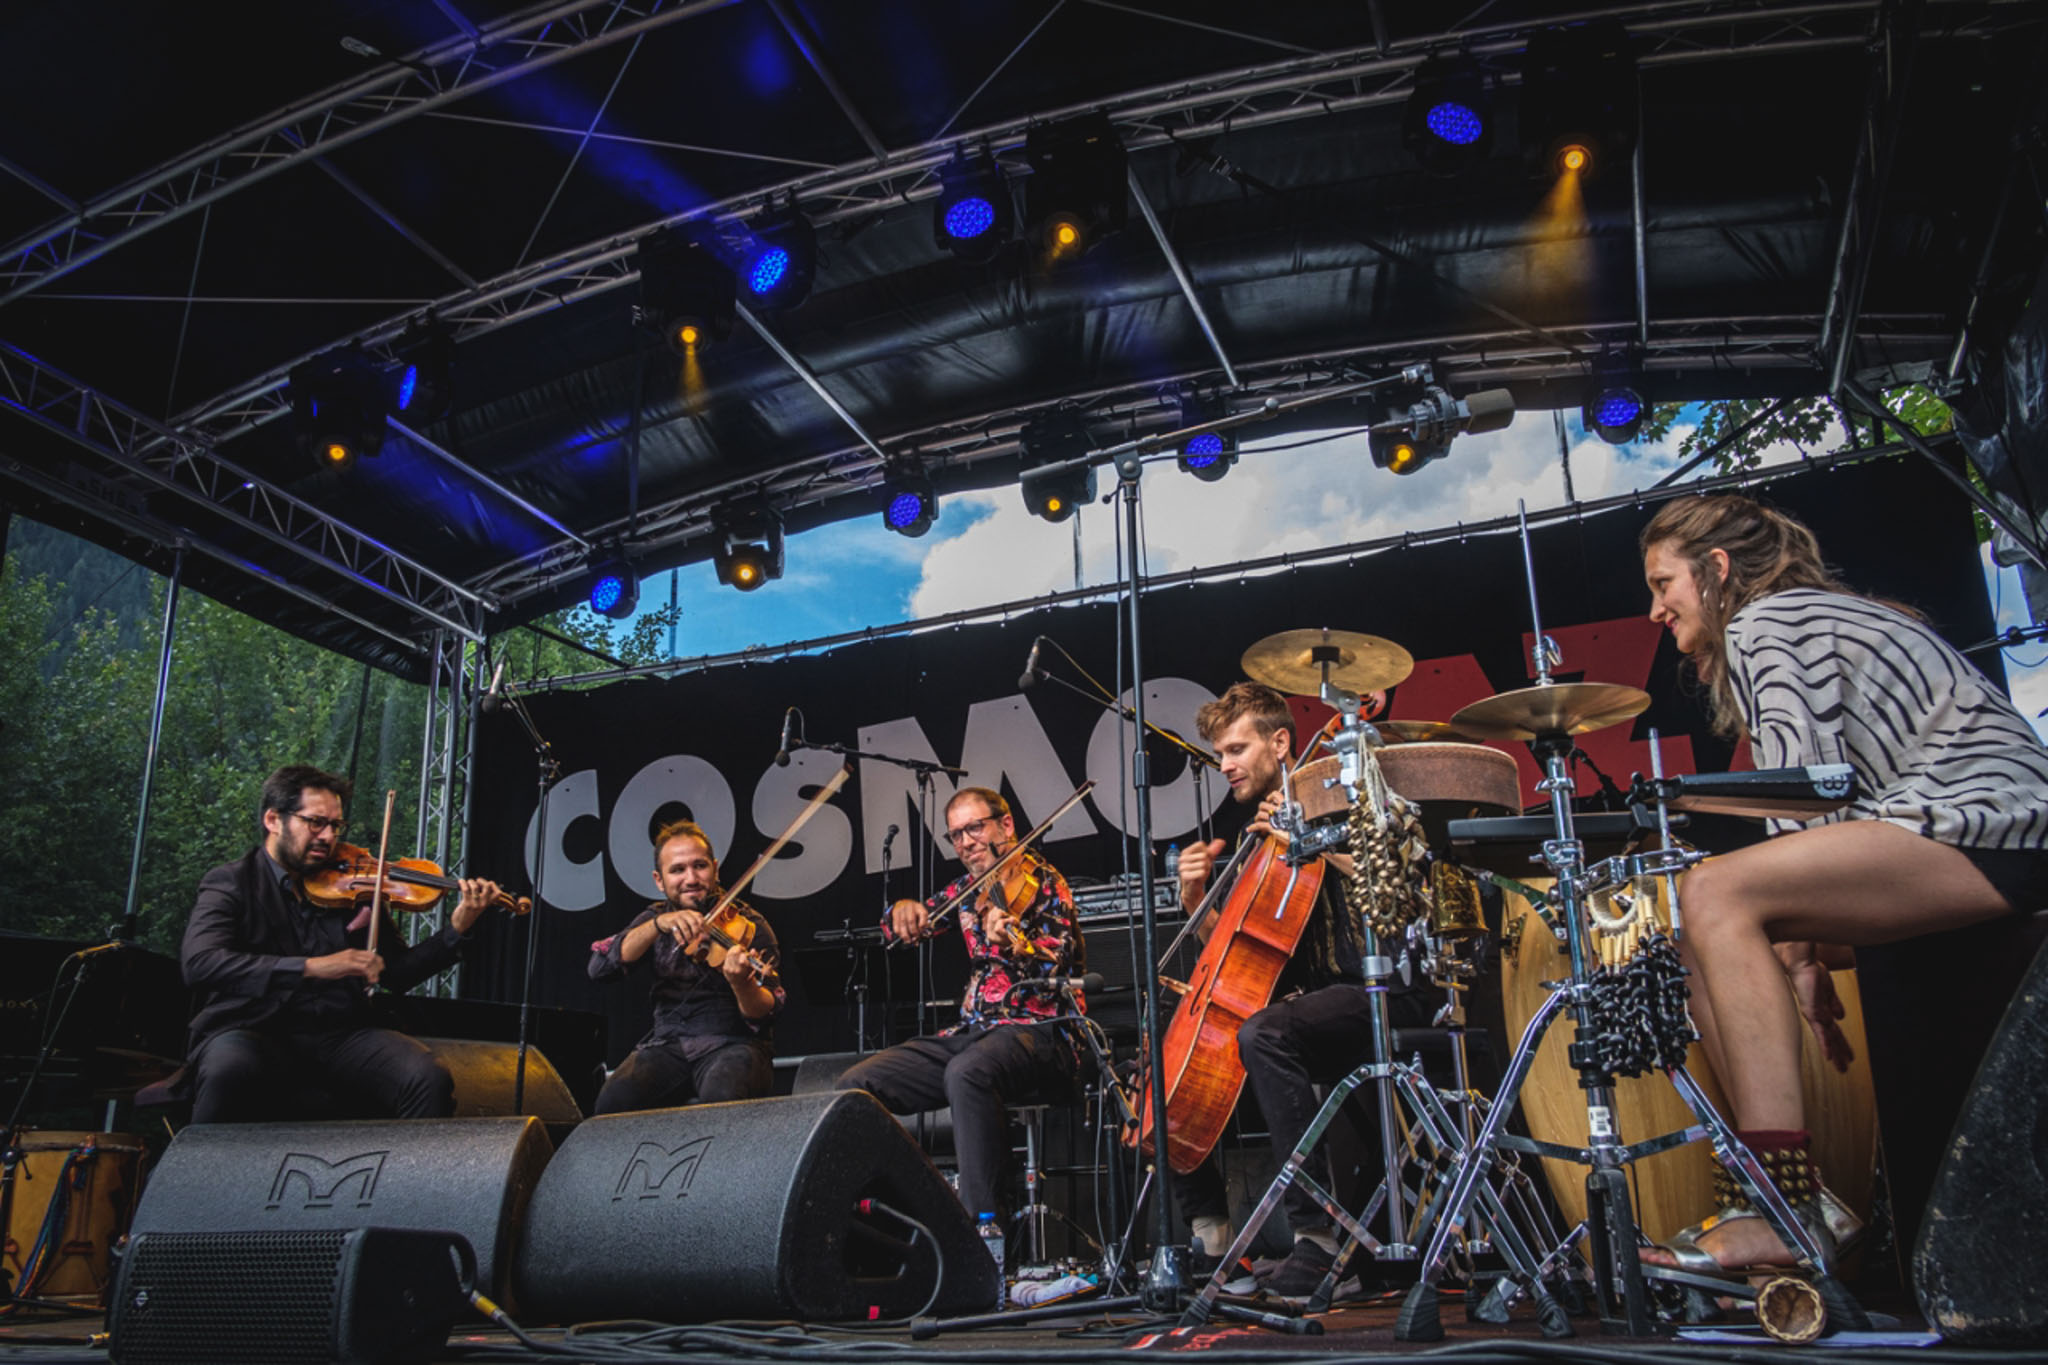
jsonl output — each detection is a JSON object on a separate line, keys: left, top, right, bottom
{"left": 1396, "top": 509, "right": 1868, "bottom": 1340}
{"left": 1178, "top": 686, "right": 1570, "bottom": 1331}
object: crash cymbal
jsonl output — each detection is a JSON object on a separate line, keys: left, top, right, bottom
{"left": 1450, "top": 681, "right": 1651, "bottom": 741}
{"left": 1241, "top": 628, "right": 1414, "bottom": 696}
{"left": 1372, "top": 719, "right": 1484, "bottom": 745}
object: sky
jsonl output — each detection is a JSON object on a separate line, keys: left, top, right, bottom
{"left": 596, "top": 404, "right": 2048, "bottom": 738}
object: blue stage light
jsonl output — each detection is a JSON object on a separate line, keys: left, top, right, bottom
{"left": 1182, "top": 432, "right": 1225, "bottom": 467}
{"left": 1426, "top": 101, "right": 1484, "bottom": 146}
{"left": 880, "top": 464, "right": 938, "bottom": 537}
{"left": 944, "top": 197, "right": 996, "bottom": 241}
{"left": 1592, "top": 389, "right": 1643, "bottom": 428}
{"left": 747, "top": 246, "right": 790, "bottom": 295}
{"left": 589, "top": 573, "right": 626, "bottom": 614}
{"left": 1175, "top": 402, "right": 1236, "bottom": 482}
{"left": 395, "top": 363, "right": 419, "bottom": 412}
{"left": 886, "top": 491, "right": 925, "bottom": 528}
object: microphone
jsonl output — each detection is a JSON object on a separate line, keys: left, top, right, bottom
{"left": 882, "top": 823, "right": 901, "bottom": 856}
{"left": 480, "top": 661, "right": 508, "bottom": 713}
{"left": 1051, "top": 971, "right": 1105, "bottom": 994}
{"left": 1018, "top": 637, "right": 1045, "bottom": 690}
{"left": 773, "top": 708, "right": 797, "bottom": 767}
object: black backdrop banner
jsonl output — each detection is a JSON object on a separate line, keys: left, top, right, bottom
{"left": 464, "top": 457, "right": 1999, "bottom": 1061}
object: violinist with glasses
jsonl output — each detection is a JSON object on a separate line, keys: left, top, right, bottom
{"left": 585, "top": 818, "right": 784, "bottom": 1114}
{"left": 837, "top": 787, "right": 1086, "bottom": 1223}
{"left": 179, "top": 764, "right": 506, "bottom": 1123}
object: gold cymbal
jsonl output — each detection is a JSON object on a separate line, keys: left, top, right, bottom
{"left": 1241, "top": 628, "right": 1414, "bottom": 697}
{"left": 1450, "top": 681, "right": 1651, "bottom": 741}
{"left": 1372, "top": 719, "right": 1484, "bottom": 745}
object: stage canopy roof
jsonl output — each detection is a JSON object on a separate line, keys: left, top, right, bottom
{"left": 2, "top": 0, "right": 2042, "bottom": 678}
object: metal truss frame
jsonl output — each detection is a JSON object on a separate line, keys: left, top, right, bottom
{"left": 151, "top": 0, "right": 1979, "bottom": 451}
{"left": 412, "top": 629, "right": 475, "bottom": 996}
{"left": 465, "top": 311, "right": 1947, "bottom": 610}
{"left": 0, "top": 341, "right": 491, "bottom": 644}
{"left": 0, "top": 0, "right": 738, "bottom": 305}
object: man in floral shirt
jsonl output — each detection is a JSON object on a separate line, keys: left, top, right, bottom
{"left": 837, "top": 786, "right": 1085, "bottom": 1221}
{"left": 586, "top": 819, "right": 783, "bottom": 1114}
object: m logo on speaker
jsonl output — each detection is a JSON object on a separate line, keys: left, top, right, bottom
{"left": 266, "top": 1149, "right": 390, "bottom": 1209}
{"left": 613, "top": 1136, "right": 715, "bottom": 1201}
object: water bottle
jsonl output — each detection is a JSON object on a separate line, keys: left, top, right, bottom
{"left": 977, "top": 1211, "right": 1006, "bottom": 1309}
{"left": 1164, "top": 843, "right": 1180, "bottom": 880}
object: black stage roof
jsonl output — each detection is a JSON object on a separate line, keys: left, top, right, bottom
{"left": 2, "top": 1, "right": 2043, "bottom": 678}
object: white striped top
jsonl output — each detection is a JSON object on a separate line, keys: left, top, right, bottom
{"left": 1726, "top": 588, "right": 2048, "bottom": 849}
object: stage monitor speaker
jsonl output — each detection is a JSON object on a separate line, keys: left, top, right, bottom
{"left": 514, "top": 1090, "right": 997, "bottom": 1322}
{"left": 419, "top": 1037, "right": 583, "bottom": 1134}
{"left": 128, "top": 1117, "right": 550, "bottom": 1311}
{"left": 108, "top": 1226, "right": 464, "bottom": 1365}
{"left": 1913, "top": 934, "right": 2048, "bottom": 1346}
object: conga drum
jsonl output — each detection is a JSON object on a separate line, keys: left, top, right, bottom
{"left": 2, "top": 1129, "right": 145, "bottom": 1302}
{"left": 1496, "top": 875, "right": 1876, "bottom": 1247}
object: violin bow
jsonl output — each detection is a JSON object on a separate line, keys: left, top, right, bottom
{"left": 923, "top": 779, "right": 1096, "bottom": 935}
{"left": 362, "top": 789, "right": 398, "bottom": 995}
{"left": 704, "top": 763, "right": 853, "bottom": 920}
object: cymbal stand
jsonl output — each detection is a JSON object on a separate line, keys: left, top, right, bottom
{"left": 1179, "top": 688, "right": 1567, "bottom": 1329}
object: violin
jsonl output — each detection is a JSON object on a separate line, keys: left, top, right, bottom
{"left": 301, "top": 843, "right": 532, "bottom": 917}
{"left": 973, "top": 858, "right": 1047, "bottom": 958}
{"left": 678, "top": 903, "right": 777, "bottom": 985}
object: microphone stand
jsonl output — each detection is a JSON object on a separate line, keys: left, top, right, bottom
{"left": 488, "top": 680, "right": 561, "bottom": 1114}
{"left": 802, "top": 736, "right": 966, "bottom": 1038}
{"left": 1027, "top": 657, "right": 1220, "bottom": 777}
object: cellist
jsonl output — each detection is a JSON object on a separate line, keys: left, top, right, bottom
{"left": 836, "top": 787, "right": 1086, "bottom": 1224}
{"left": 1172, "top": 683, "right": 1432, "bottom": 1300}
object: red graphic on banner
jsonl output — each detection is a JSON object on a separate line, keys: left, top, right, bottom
{"left": 1386, "top": 615, "right": 1702, "bottom": 806}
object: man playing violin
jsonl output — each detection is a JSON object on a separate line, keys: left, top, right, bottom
{"left": 1173, "top": 682, "right": 1432, "bottom": 1300}
{"left": 585, "top": 819, "right": 783, "bottom": 1114}
{"left": 180, "top": 764, "right": 506, "bottom": 1123}
{"left": 836, "top": 787, "right": 1085, "bottom": 1225}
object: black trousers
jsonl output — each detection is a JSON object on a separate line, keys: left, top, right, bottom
{"left": 189, "top": 1025, "right": 454, "bottom": 1123}
{"left": 1176, "top": 982, "right": 1434, "bottom": 1235}
{"left": 835, "top": 1022, "right": 1075, "bottom": 1221}
{"left": 593, "top": 1038, "right": 773, "bottom": 1115}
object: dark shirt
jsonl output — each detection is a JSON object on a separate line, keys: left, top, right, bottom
{"left": 588, "top": 902, "right": 784, "bottom": 1053}
{"left": 181, "top": 846, "right": 465, "bottom": 1056}
{"left": 879, "top": 851, "right": 1085, "bottom": 1032}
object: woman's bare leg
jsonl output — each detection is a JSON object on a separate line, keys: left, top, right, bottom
{"left": 1643, "top": 822, "right": 2010, "bottom": 1269}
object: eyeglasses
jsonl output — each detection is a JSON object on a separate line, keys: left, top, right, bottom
{"left": 291, "top": 812, "right": 348, "bottom": 836}
{"left": 943, "top": 815, "right": 1000, "bottom": 848}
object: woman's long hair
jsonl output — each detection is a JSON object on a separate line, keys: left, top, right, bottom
{"left": 1638, "top": 494, "right": 1858, "bottom": 737}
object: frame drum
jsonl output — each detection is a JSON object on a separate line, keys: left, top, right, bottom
{"left": 2, "top": 1129, "right": 144, "bottom": 1302}
{"left": 1496, "top": 876, "right": 1876, "bottom": 1246}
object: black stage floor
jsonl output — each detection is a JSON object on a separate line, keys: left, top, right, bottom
{"left": 4, "top": 1281, "right": 2028, "bottom": 1365}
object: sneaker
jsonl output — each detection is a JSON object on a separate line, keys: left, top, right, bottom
{"left": 1188, "top": 1246, "right": 1259, "bottom": 1295}
{"left": 1259, "top": 1238, "right": 1359, "bottom": 1303}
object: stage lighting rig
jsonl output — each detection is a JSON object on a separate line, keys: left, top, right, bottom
{"left": 879, "top": 461, "right": 938, "bottom": 537}
{"left": 1371, "top": 384, "right": 1515, "bottom": 475}
{"left": 290, "top": 347, "right": 389, "bottom": 470}
{"left": 713, "top": 502, "right": 784, "bottom": 591}
{"left": 1519, "top": 20, "right": 1639, "bottom": 180}
{"left": 933, "top": 151, "right": 1013, "bottom": 264}
{"left": 586, "top": 558, "right": 641, "bottom": 620}
{"left": 1019, "top": 411, "right": 1096, "bottom": 522}
{"left": 1175, "top": 395, "right": 1237, "bottom": 482}
{"left": 1583, "top": 354, "right": 1649, "bottom": 443}
{"left": 1403, "top": 53, "right": 1494, "bottom": 173}
{"left": 1025, "top": 114, "right": 1127, "bottom": 262}
{"left": 638, "top": 228, "right": 736, "bottom": 354}
{"left": 740, "top": 207, "right": 817, "bottom": 311}
{"left": 392, "top": 318, "right": 454, "bottom": 423}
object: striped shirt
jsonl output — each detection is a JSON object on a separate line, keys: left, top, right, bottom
{"left": 1726, "top": 588, "right": 2048, "bottom": 849}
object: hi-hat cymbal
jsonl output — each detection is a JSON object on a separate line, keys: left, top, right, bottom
{"left": 1450, "top": 681, "right": 1651, "bottom": 740}
{"left": 1241, "top": 628, "right": 1414, "bottom": 696}
{"left": 1372, "top": 719, "right": 1484, "bottom": 745}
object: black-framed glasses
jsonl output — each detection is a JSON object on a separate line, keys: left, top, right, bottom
{"left": 942, "top": 815, "right": 999, "bottom": 848}
{"left": 291, "top": 812, "right": 348, "bottom": 836}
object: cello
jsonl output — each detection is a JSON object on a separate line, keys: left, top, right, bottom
{"left": 1129, "top": 729, "right": 1334, "bottom": 1174}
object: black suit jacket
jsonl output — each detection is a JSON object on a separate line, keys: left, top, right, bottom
{"left": 180, "top": 846, "right": 466, "bottom": 1057}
